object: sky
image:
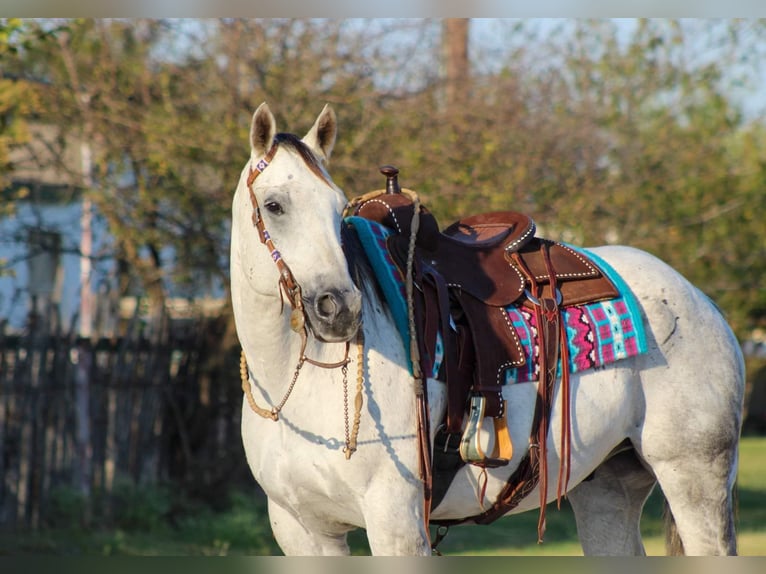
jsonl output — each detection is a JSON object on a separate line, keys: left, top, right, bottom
{"left": 470, "top": 18, "right": 766, "bottom": 120}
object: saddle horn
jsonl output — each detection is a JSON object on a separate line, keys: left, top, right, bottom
{"left": 380, "top": 165, "right": 401, "bottom": 195}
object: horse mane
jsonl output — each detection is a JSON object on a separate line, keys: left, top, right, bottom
{"left": 273, "top": 132, "right": 330, "bottom": 184}
{"left": 340, "top": 221, "right": 387, "bottom": 311}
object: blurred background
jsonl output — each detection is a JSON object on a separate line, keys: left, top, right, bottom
{"left": 1, "top": 18, "right": 765, "bottom": 554}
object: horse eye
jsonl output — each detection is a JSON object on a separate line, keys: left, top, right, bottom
{"left": 264, "top": 201, "right": 284, "bottom": 215}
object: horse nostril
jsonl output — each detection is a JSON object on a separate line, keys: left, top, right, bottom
{"left": 316, "top": 292, "right": 339, "bottom": 320}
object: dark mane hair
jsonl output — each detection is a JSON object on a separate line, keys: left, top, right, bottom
{"left": 340, "top": 220, "right": 386, "bottom": 309}
{"left": 273, "top": 132, "right": 330, "bottom": 184}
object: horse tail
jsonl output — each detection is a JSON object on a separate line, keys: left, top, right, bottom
{"left": 663, "top": 495, "right": 685, "bottom": 555}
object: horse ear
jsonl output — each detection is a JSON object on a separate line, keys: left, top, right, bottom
{"left": 303, "top": 104, "right": 337, "bottom": 164}
{"left": 250, "top": 102, "right": 277, "bottom": 159}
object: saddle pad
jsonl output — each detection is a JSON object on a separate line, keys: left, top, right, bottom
{"left": 345, "top": 216, "right": 411, "bottom": 358}
{"left": 344, "top": 216, "right": 647, "bottom": 382}
{"left": 504, "top": 288, "right": 647, "bottom": 384}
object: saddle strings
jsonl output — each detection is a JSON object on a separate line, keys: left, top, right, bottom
{"left": 509, "top": 249, "right": 551, "bottom": 543}
{"left": 403, "top": 191, "right": 435, "bottom": 538}
{"left": 510, "top": 243, "right": 573, "bottom": 542}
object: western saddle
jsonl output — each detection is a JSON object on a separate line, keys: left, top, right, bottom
{"left": 344, "top": 166, "right": 619, "bottom": 539}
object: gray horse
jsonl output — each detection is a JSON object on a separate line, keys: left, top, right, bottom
{"left": 231, "top": 103, "right": 745, "bottom": 555}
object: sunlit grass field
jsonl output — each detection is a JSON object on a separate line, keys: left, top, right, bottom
{"left": 2, "top": 437, "right": 764, "bottom": 555}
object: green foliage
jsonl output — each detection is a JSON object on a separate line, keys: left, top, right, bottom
{"left": 173, "top": 491, "right": 279, "bottom": 555}
{"left": 0, "top": 21, "right": 39, "bottom": 211}
{"left": 384, "top": 19, "right": 766, "bottom": 339}
{"left": 2, "top": 486, "right": 280, "bottom": 555}
{"left": 108, "top": 480, "right": 174, "bottom": 532}
{"left": 45, "top": 486, "right": 90, "bottom": 529}
{"left": 0, "top": 18, "right": 25, "bottom": 56}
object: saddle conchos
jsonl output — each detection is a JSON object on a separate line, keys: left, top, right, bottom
{"left": 343, "top": 166, "right": 620, "bottom": 523}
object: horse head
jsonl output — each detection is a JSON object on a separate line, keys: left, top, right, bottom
{"left": 231, "top": 102, "right": 361, "bottom": 343}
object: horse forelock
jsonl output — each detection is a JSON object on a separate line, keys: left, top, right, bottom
{"left": 273, "top": 132, "right": 332, "bottom": 185}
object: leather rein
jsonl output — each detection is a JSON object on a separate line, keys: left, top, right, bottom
{"left": 239, "top": 142, "right": 365, "bottom": 459}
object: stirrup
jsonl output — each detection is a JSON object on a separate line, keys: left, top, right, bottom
{"left": 459, "top": 395, "right": 513, "bottom": 467}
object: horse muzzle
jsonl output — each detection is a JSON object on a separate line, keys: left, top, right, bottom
{"left": 305, "top": 286, "right": 362, "bottom": 342}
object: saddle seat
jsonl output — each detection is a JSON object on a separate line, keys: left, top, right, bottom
{"left": 417, "top": 211, "right": 535, "bottom": 306}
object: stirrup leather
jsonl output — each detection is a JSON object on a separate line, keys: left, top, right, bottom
{"left": 459, "top": 395, "right": 513, "bottom": 467}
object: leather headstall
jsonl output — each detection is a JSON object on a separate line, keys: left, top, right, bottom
{"left": 246, "top": 143, "right": 305, "bottom": 326}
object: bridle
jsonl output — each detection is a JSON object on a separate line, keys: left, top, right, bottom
{"left": 239, "top": 141, "right": 365, "bottom": 458}
{"left": 245, "top": 143, "right": 304, "bottom": 329}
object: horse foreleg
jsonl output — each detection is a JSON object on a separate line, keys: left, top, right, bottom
{"left": 364, "top": 516, "right": 432, "bottom": 556}
{"left": 267, "top": 498, "right": 351, "bottom": 556}
{"left": 362, "top": 490, "right": 432, "bottom": 555}
{"left": 567, "top": 448, "right": 657, "bottom": 556}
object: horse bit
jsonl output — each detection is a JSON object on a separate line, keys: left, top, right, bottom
{"left": 238, "top": 142, "right": 365, "bottom": 459}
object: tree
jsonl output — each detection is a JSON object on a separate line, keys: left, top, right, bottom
{"left": 0, "top": 19, "right": 42, "bottom": 219}
{"left": 4, "top": 17, "right": 765, "bottom": 340}
{"left": 442, "top": 18, "right": 469, "bottom": 111}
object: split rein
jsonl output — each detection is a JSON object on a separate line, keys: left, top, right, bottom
{"left": 239, "top": 143, "right": 365, "bottom": 459}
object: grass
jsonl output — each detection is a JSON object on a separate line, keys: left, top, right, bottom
{"left": 1, "top": 437, "right": 764, "bottom": 556}
{"left": 0, "top": 489, "right": 282, "bottom": 556}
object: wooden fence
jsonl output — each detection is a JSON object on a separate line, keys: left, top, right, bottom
{"left": 0, "top": 314, "right": 249, "bottom": 530}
